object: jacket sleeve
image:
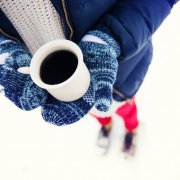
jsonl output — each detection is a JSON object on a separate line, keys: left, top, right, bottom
{"left": 94, "top": 0, "right": 179, "bottom": 61}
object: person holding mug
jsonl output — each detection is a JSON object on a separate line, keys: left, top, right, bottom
{"left": 0, "top": 0, "right": 178, "bottom": 155}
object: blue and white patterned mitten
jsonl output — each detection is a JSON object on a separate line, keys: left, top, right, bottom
{"left": 41, "top": 30, "right": 120, "bottom": 126}
{"left": 41, "top": 85, "right": 94, "bottom": 126}
{"left": 0, "top": 33, "right": 48, "bottom": 110}
{"left": 78, "top": 30, "right": 121, "bottom": 111}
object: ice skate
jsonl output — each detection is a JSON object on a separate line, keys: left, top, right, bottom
{"left": 122, "top": 132, "right": 137, "bottom": 158}
{"left": 96, "top": 126, "right": 111, "bottom": 155}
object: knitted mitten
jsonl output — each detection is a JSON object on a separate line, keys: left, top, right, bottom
{"left": 0, "top": 33, "right": 48, "bottom": 110}
{"left": 78, "top": 30, "right": 121, "bottom": 111}
{"left": 41, "top": 30, "right": 120, "bottom": 126}
{"left": 41, "top": 84, "right": 94, "bottom": 126}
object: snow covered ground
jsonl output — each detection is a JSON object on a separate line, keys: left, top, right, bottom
{"left": 0, "top": 3, "right": 180, "bottom": 180}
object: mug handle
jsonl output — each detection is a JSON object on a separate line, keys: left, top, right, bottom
{"left": 17, "top": 67, "right": 30, "bottom": 74}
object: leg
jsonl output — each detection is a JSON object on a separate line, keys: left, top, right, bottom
{"left": 116, "top": 97, "right": 138, "bottom": 133}
{"left": 89, "top": 107, "right": 113, "bottom": 154}
{"left": 90, "top": 114, "right": 112, "bottom": 131}
{"left": 116, "top": 97, "right": 138, "bottom": 156}
{"left": 89, "top": 100, "right": 124, "bottom": 154}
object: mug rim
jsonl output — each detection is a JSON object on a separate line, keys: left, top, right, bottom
{"left": 30, "top": 39, "right": 83, "bottom": 89}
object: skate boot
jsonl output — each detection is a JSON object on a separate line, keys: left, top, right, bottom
{"left": 96, "top": 126, "right": 111, "bottom": 155}
{"left": 122, "top": 132, "right": 137, "bottom": 157}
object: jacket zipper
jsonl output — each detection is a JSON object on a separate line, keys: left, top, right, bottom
{"left": 62, "top": 0, "right": 73, "bottom": 41}
{"left": 113, "top": 88, "right": 133, "bottom": 104}
{"left": 0, "top": 28, "right": 21, "bottom": 43}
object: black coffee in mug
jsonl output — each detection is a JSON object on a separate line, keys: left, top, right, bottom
{"left": 40, "top": 50, "right": 78, "bottom": 85}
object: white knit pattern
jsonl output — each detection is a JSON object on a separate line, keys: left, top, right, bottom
{"left": 0, "top": 0, "right": 66, "bottom": 55}
{"left": 0, "top": 84, "right": 5, "bottom": 95}
{"left": 0, "top": 52, "right": 9, "bottom": 65}
{"left": 81, "top": 35, "right": 108, "bottom": 45}
{"left": 83, "top": 86, "right": 94, "bottom": 106}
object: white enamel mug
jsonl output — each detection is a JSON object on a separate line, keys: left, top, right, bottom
{"left": 17, "top": 40, "right": 90, "bottom": 102}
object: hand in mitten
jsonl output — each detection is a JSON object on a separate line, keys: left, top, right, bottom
{"left": 0, "top": 33, "right": 48, "bottom": 110}
{"left": 41, "top": 85, "right": 94, "bottom": 126}
{"left": 78, "top": 30, "right": 121, "bottom": 111}
{"left": 41, "top": 30, "right": 120, "bottom": 126}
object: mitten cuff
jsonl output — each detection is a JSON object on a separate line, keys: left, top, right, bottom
{"left": 85, "top": 30, "right": 121, "bottom": 57}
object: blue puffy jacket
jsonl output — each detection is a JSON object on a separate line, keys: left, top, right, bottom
{"left": 0, "top": 0, "right": 179, "bottom": 102}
